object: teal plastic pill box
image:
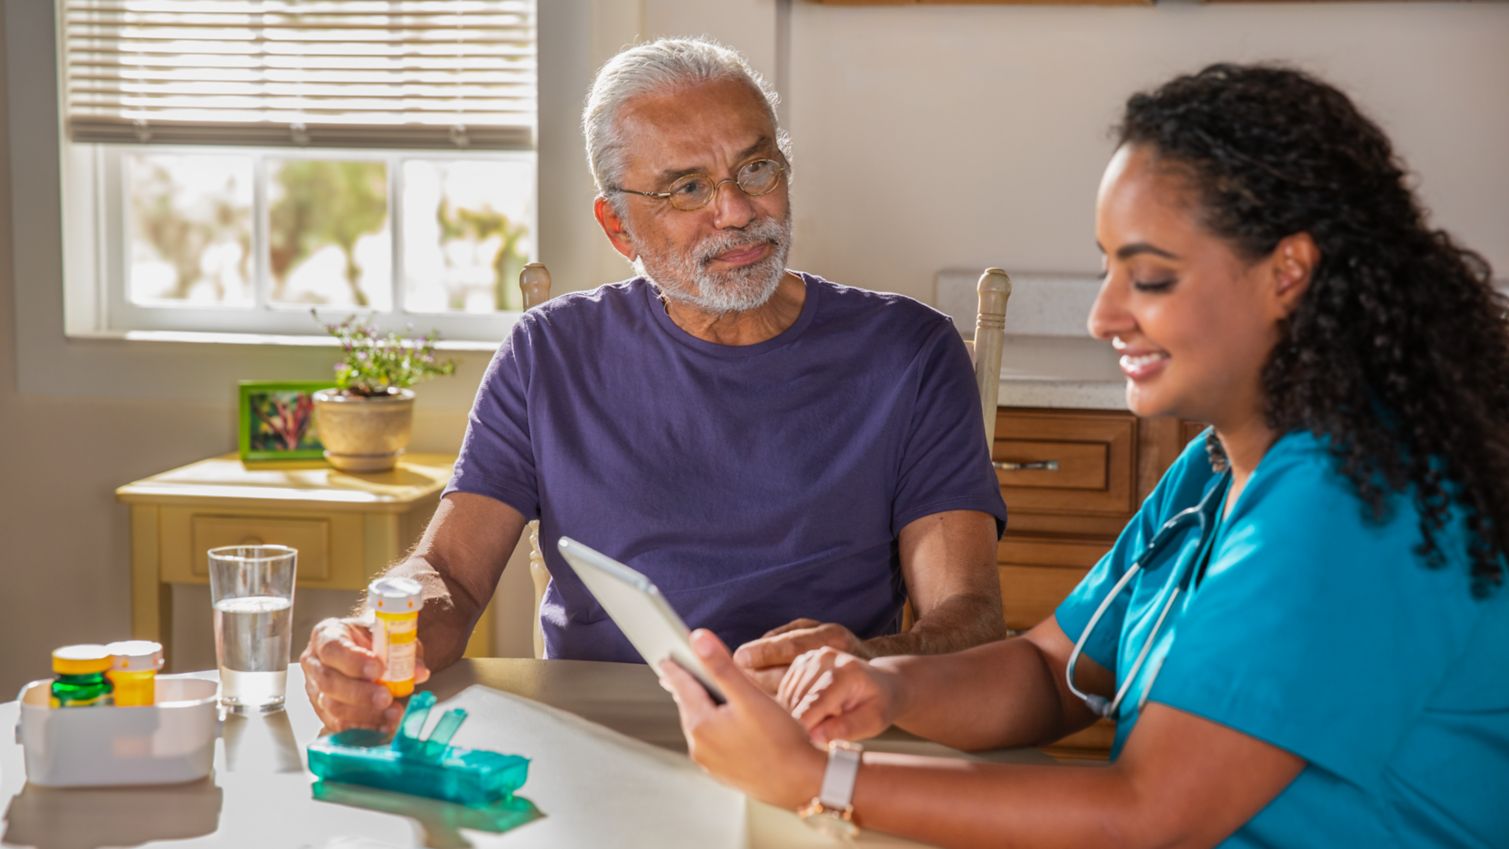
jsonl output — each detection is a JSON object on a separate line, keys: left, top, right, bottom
{"left": 307, "top": 691, "right": 529, "bottom": 807}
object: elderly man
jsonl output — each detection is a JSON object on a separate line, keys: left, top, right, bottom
{"left": 301, "top": 37, "right": 1006, "bottom": 731}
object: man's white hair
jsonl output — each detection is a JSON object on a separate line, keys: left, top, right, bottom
{"left": 582, "top": 37, "right": 790, "bottom": 199}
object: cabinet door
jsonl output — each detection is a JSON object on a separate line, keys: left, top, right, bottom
{"left": 995, "top": 536, "right": 1107, "bottom": 634}
{"left": 994, "top": 532, "right": 1119, "bottom": 759}
{"left": 990, "top": 407, "right": 1190, "bottom": 761}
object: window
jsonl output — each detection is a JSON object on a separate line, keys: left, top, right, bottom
{"left": 60, "top": 0, "right": 537, "bottom": 339}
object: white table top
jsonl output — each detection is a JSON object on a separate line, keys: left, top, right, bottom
{"left": 1, "top": 659, "right": 1052, "bottom": 848}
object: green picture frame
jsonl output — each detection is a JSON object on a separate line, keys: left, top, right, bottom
{"left": 238, "top": 380, "right": 335, "bottom": 462}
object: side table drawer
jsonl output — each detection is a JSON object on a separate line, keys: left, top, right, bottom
{"left": 159, "top": 507, "right": 365, "bottom": 587}
{"left": 191, "top": 515, "right": 331, "bottom": 580}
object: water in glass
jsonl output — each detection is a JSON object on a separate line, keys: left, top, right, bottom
{"left": 213, "top": 595, "right": 292, "bottom": 713}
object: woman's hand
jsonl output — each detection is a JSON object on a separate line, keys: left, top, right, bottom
{"left": 658, "top": 629, "right": 826, "bottom": 810}
{"left": 779, "top": 647, "right": 906, "bottom": 745}
{"left": 733, "top": 618, "right": 869, "bottom": 694}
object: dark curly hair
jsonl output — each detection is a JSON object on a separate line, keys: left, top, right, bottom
{"left": 1118, "top": 63, "right": 1509, "bottom": 598}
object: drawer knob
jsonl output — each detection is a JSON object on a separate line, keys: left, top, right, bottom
{"left": 994, "top": 460, "right": 1060, "bottom": 472}
{"left": 239, "top": 535, "right": 265, "bottom": 547}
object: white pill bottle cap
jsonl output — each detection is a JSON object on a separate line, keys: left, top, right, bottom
{"left": 106, "top": 640, "right": 165, "bottom": 672}
{"left": 368, "top": 576, "right": 422, "bottom": 613}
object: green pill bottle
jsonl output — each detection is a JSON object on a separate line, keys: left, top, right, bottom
{"left": 50, "top": 644, "right": 113, "bottom": 708}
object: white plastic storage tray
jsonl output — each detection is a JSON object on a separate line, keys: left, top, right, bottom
{"left": 15, "top": 675, "right": 220, "bottom": 787}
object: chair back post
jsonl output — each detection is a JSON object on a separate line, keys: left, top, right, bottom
{"left": 520, "top": 262, "right": 552, "bottom": 310}
{"left": 518, "top": 262, "right": 554, "bottom": 658}
{"left": 974, "top": 268, "right": 1011, "bottom": 446}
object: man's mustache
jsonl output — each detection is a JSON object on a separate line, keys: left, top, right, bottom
{"left": 695, "top": 220, "right": 788, "bottom": 268}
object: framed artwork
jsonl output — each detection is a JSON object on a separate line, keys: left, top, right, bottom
{"left": 238, "top": 381, "right": 333, "bottom": 462}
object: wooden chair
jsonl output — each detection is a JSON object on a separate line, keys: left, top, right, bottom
{"left": 968, "top": 268, "right": 1012, "bottom": 446}
{"left": 518, "top": 262, "right": 553, "bottom": 658}
{"left": 513, "top": 263, "right": 1011, "bottom": 657}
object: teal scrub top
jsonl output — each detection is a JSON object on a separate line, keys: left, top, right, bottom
{"left": 1056, "top": 430, "right": 1509, "bottom": 848}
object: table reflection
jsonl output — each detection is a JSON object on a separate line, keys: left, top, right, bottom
{"left": 2, "top": 779, "right": 223, "bottom": 849}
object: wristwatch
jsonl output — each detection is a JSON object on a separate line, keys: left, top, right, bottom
{"left": 798, "top": 739, "right": 863, "bottom": 839}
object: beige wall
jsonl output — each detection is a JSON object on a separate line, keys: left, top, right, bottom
{"left": 4, "top": 0, "right": 1508, "bottom": 694}
{"left": 781, "top": 2, "right": 1509, "bottom": 298}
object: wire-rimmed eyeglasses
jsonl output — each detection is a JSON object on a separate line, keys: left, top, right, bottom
{"left": 608, "top": 158, "right": 786, "bottom": 211}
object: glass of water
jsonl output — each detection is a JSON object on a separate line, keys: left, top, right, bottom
{"left": 208, "top": 545, "right": 297, "bottom": 714}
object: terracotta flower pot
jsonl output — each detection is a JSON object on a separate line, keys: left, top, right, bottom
{"left": 313, "top": 388, "right": 415, "bottom": 472}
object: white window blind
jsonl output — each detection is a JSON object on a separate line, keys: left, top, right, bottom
{"left": 61, "top": 0, "right": 536, "bottom": 150}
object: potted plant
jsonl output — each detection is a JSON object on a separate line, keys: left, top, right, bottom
{"left": 312, "top": 312, "right": 457, "bottom": 472}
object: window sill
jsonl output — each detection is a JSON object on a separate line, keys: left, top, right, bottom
{"left": 23, "top": 324, "right": 497, "bottom": 409}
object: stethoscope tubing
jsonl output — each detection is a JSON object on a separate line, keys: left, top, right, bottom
{"left": 1064, "top": 473, "right": 1230, "bottom": 720}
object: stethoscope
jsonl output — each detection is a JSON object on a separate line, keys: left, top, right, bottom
{"left": 1064, "top": 470, "right": 1232, "bottom": 720}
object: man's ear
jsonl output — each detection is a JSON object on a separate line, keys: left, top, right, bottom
{"left": 594, "top": 196, "right": 637, "bottom": 261}
{"left": 1269, "top": 232, "right": 1319, "bottom": 317}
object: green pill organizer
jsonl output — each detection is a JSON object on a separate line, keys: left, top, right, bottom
{"left": 307, "top": 690, "right": 530, "bottom": 807}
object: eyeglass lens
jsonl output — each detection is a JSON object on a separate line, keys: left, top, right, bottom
{"left": 665, "top": 159, "right": 782, "bottom": 210}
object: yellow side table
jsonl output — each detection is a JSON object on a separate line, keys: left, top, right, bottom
{"left": 115, "top": 453, "right": 492, "bottom": 660}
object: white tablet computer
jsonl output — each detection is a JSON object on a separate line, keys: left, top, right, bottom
{"left": 555, "top": 536, "right": 726, "bottom": 704}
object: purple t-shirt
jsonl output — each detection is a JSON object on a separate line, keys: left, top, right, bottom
{"left": 445, "top": 272, "right": 1007, "bottom": 662}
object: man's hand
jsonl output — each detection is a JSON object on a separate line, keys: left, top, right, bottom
{"left": 733, "top": 618, "right": 869, "bottom": 694}
{"left": 779, "top": 647, "right": 905, "bottom": 745}
{"left": 300, "top": 616, "right": 431, "bottom": 733}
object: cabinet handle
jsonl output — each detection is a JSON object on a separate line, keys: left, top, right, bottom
{"left": 993, "top": 460, "right": 1060, "bottom": 472}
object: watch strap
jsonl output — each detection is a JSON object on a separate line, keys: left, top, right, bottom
{"left": 818, "top": 740, "right": 863, "bottom": 810}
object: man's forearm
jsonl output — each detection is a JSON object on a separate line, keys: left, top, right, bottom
{"left": 862, "top": 591, "right": 1007, "bottom": 658}
{"left": 377, "top": 555, "right": 489, "bottom": 673}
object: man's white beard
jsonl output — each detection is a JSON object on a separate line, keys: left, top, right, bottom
{"left": 634, "top": 214, "right": 792, "bottom": 314}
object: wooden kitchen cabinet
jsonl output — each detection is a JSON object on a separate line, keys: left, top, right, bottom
{"left": 992, "top": 407, "right": 1194, "bottom": 758}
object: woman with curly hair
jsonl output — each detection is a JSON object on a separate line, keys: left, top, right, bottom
{"left": 656, "top": 63, "right": 1509, "bottom": 847}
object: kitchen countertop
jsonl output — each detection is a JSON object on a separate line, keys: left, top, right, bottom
{"left": 1002, "top": 378, "right": 1127, "bottom": 410}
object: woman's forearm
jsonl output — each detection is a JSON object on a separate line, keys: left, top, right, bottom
{"left": 834, "top": 703, "right": 1304, "bottom": 849}
{"left": 884, "top": 637, "right": 1086, "bottom": 751}
{"left": 844, "top": 753, "right": 1143, "bottom": 849}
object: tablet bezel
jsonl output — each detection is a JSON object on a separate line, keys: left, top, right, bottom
{"left": 555, "top": 536, "right": 726, "bottom": 704}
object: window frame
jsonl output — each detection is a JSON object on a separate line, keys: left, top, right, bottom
{"left": 81, "top": 141, "right": 538, "bottom": 341}
{"left": 56, "top": 0, "right": 543, "bottom": 343}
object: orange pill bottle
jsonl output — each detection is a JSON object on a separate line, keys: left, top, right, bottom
{"left": 368, "top": 577, "right": 422, "bottom": 698}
